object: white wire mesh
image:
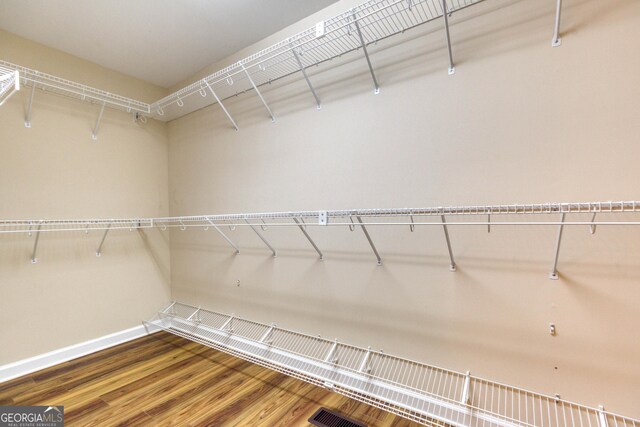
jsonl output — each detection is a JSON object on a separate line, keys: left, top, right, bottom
{"left": 149, "top": 0, "right": 485, "bottom": 118}
{"left": 0, "top": 60, "right": 149, "bottom": 114}
{"left": 0, "top": 69, "right": 19, "bottom": 106}
{"left": 1, "top": 201, "right": 639, "bottom": 234}
{"left": 0, "top": 218, "right": 153, "bottom": 234}
{"left": 145, "top": 301, "right": 640, "bottom": 427}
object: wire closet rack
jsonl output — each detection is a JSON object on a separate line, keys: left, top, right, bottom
{"left": 144, "top": 301, "right": 639, "bottom": 427}
{"left": 0, "top": 0, "right": 567, "bottom": 130}
{"left": 3, "top": 200, "right": 640, "bottom": 278}
{"left": 0, "top": 67, "right": 20, "bottom": 106}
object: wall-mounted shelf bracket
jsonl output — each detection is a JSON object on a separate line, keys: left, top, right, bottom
{"left": 358, "top": 346, "right": 372, "bottom": 373}
{"left": 244, "top": 219, "right": 276, "bottom": 257}
{"left": 92, "top": 102, "right": 106, "bottom": 140}
{"left": 96, "top": 223, "right": 112, "bottom": 257}
{"left": 461, "top": 371, "right": 471, "bottom": 404}
{"left": 325, "top": 339, "right": 339, "bottom": 363}
{"left": 291, "top": 45, "right": 321, "bottom": 110}
{"left": 25, "top": 81, "right": 36, "bottom": 128}
{"left": 441, "top": 215, "right": 457, "bottom": 271}
{"left": 441, "top": 0, "right": 456, "bottom": 74}
{"left": 206, "top": 218, "right": 240, "bottom": 254}
{"left": 598, "top": 406, "right": 610, "bottom": 427}
{"left": 186, "top": 307, "right": 202, "bottom": 323}
{"left": 589, "top": 212, "right": 597, "bottom": 234}
{"left": 356, "top": 216, "right": 382, "bottom": 265}
{"left": 259, "top": 324, "right": 276, "bottom": 344}
{"left": 30, "top": 223, "right": 42, "bottom": 264}
{"left": 204, "top": 81, "right": 239, "bottom": 131}
{"left": 352, "top": 11, "right": 380, "bottom": 94}
{"left": 293, "top": 217, "right": 323, "bottom": 260}
{"left": 240, "top": 64, "right": 275, "bottom": 122}
{"left": 549, "top": 212, "right": 566, "bottom": 280}
{"left": 552, "top": 0, "right": 563, "bottom": 47}
{"left": 220, "top": 315, "right": 234, "bottom": 333}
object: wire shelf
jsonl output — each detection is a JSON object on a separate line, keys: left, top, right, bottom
{"left": 0, "top": 69, "right": 20, "bottom": 107}
{"left": 149, "top": 0, "right": 484, "bottom": 121}
{"left": 1, "top": 201, "right": 639, "bottom": 235}
{"left": 145, "top": 301, "right": 640, "bottom": 427}
{"left": 0, "top": 60, "right": 150, "bottom": 114}
{"left": 0, "top": 218, "right": 153, "bottom": 234}
{"left": 1, "top": 0, "right": 569, "bottom": 126}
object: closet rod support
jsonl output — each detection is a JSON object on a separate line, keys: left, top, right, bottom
{"left": 92, "top": 102, "right": 106, "bottom": 140}
{"left": 206, "top": 218, "right": 240, "bottom": 254}
{"left": 96, "top": 223, "right": 112, "bottom": 257}
{"left": 353, "top": 11, "right": 380, "bottom": 94}
{"left": 441, "top": 0, "right": 456, "bottom": 74}
{"left": 552, "top": 0, "right": 563, "bottom": 47}
{"left": 441, "top": 215, "right": 457, "bottom": 271}
{"left": 291, "top": 46, "right": 321, "bottom": 109}
{"left": 293, "top": 217, "right": 323, "bottom": 260}
{"left": 549, "top": 213, "right": 566, "bottom": 280}
{"left": 25, "top": 81, "right": 36, "bottom": 128}
{"left": 30, "top": 224, "right": 42, "bottom": 263}
{"left": 204, "top": 81, "right": 239, "bottom": 131}
{"left": 356, "top": 216, "right": 382, "bottom": 265}
{"left": 240, "top": 64, "right": 275, "bottom": 122}
{"left": 244, "top": 219, "right": 276, "bottom": 257}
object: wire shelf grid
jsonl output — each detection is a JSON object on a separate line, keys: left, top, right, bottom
{"left": 0, "top": 69, "right": 20, "bottom": 106}
{"left": 0, "top": 60, "right": 149, "bottom": 114}
{"left": 145, "top": 301, "right": 640, "bottom": 427}
{"left": 149, "top": 0, "right": 484, "bottom": 118}
{"left": 1, "top": 201, "right": 639, "bottom": 235}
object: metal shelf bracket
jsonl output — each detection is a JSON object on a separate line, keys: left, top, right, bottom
{"left": 293, "top": 217, "right": 323, "bottom": 260}
{"left": 549, "top": 212, "right": 566, "bottom": 280}
{"left": 441, "top": 215, "right": 457, "bottom": 271}
{"left": 25, "top": 81, "right": 36, "bottom": 128}
{"left": 552, "top": 0, "right": 563, "bottom": 47}
{"left": 92, "top": 102, "right": 106, "bottom": 140}
{"left": 240, "top": 64, "right": 275, "bottom": 122}
{"left": 30, "top": 223, "right": 42, "bottom": 264}
{"left": 204, "top": 81, "right": 239, "bottom": 131}
{"left": 96, "top": 223, "right": 112, "bottom": 257}
{"left": 245, "top": 219, "right": 276, "bottom": 257}
{"left": 291, "top": 45, "right": 321, "bottom": 110}
{"left": 442, "top": 0, "right": 456, "bottom": 74}
{"left": 206, "top": 218, "right": 240, "bottom": 254}
{"left": 352, "top": 11, "right": 380, "bottom": 94}
{"left": 356, "top": 216, "right": 382, "bottom": 265}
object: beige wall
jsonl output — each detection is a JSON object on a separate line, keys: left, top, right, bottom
{"left": 0, "top": 30, "right": 171, "bottom": 364}
{"left": 167, "top": 0, "right": 640, "bottom": 418}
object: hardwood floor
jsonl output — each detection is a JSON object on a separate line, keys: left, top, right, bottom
{"left": 0, "top": 332, "right": 424, "bottom": 426}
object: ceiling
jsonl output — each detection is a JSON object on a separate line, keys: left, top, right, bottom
{"left": 0, "top": 0, "right": 338, "bottom": 88}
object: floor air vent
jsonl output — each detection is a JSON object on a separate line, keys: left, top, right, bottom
{"left": 309, "top": 407, "right": 367, "bottom": 427}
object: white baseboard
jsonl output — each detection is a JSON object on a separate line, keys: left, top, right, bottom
{"left": 0, "top": 324, "right": 158, "bottom": 384}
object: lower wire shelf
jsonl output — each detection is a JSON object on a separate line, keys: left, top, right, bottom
{"left": 144, "top": 302, "right": 638, "bottom": 427}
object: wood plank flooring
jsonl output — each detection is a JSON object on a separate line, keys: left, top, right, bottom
{"left": 0, "top": 331, "right": 424, "bottom": 426}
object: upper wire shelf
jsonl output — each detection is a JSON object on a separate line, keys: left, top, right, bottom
{"left": 149, "top": 0, "right": 484, "bottom": 121}
{"left": 0, "top": 0, "right": 568, "bottom": 129}
{"left": 145, "top": 301, "right": 640, "bottom": 427}
{"left": 0, "top": 68, "right": 20, "bottom": 107}
{"left": 0, "top": 60, "right": 150, "bottom": 115}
